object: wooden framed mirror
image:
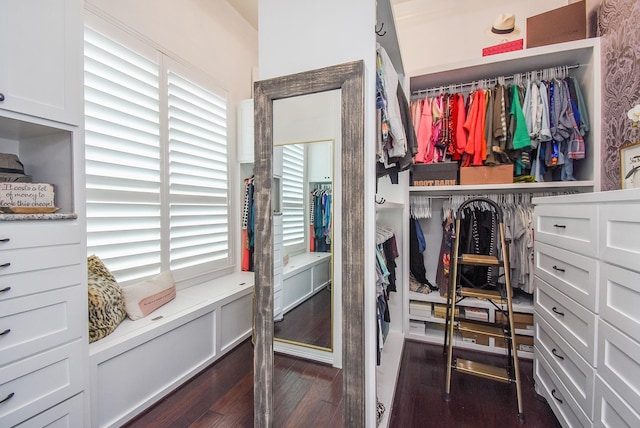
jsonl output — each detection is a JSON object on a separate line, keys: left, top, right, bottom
{"left": 253, "top": 60, "right": 365, "bottom": 426}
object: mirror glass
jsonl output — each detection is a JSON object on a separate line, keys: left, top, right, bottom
{"left": 272, "top": 90, "right": 340, "bottom": 352}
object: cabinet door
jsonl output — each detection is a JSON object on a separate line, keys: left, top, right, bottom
{"left": 307, "top": 141, "right": 332, "bottom": 182}
{"left": 0, "top": 0, "right": 82, "bottom": 125}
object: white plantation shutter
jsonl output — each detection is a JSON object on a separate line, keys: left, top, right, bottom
{"left": 281, "top": 144, "right": 305, "bottom": 252}
{"left": 167, "top": 70, "right": 229, "bottom": 274}
{"left": 84, "top": 27, "right": 162, "bottom": 282}
{"left": 84, "top": 25, "right": 230, "bottom": 284}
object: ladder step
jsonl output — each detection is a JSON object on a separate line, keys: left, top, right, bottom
{"left": 458, "top": 321, "right": 506, "bottom": 338}
{"left": 454, "top": 358, "right": 510, "bottom": 383}
{"left": 460, "top": 254, "right": 501, "bottom": 266}
{"left": 459, "top": 287, "right": 503, "bottom": 301}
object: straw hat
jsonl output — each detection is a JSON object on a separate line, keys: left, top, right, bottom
{"left": 487, "top": 13, "right": 520, "bottom": 38}
{"left": 0, "top": 153, "right": 32, "bottom": 182}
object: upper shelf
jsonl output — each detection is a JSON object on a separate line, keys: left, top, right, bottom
{"left": 410, "top": 181, "right": 596, "bottom": 196}
{"left": 410, "top": 38, "right": 600, "bottom": 92}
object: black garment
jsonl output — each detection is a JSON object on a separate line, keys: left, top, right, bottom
{"left": 409, "top": 217, "right": 436, "bottom": 290}
{"left": 458, "top": 207, "right": 498, "bottom": 289}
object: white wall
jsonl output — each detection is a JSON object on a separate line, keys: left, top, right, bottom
{"left": 392, "top": 0, "right": 570, "bottom": 75}
{"left": 85, "top": 0, "right": 259, "bottom": 272}
{"left": 259, "top": 0, "right": 379, "bottom": 424}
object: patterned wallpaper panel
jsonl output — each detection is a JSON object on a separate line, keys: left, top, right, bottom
{"left": 598, "top": 0, "right": 640, "bottom": 190}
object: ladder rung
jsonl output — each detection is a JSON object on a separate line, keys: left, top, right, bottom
{"left": 459, "top": 287, "right": 503, "bottom": 301}
{"left": 458, "top": 321, "right": 506, "bottom": 338}
{"left": 460, "top": 254, "right": 501, "bottom": 266}
{"left": 454, "top": 358, "right": 510, "bottom": 383}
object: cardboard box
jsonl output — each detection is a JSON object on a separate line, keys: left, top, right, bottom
{"left": 495, "top": 334, "right": 534, "bottom": 353}
{"left": 412, "top": 162, "right": 458, "bottom": 187}
{"left": 463, "top": 307, "right": 489, "bottom": 322}
{"left": 409, "top": 300, "right": 432, "bottom": 318}
{"left": 526, "top": 1, "right": 586, "bottom": 49}
{"left": 433, "top": 303, "right": 459, "bottom": 319}
{"left": 461, "top": 330, "right": 490, "bottom": 347}
{"left": 496, "top": 312, "right": 534, "bottom": 331}
{"left": 459, "top": 164, "right": 513, "bottom": 185}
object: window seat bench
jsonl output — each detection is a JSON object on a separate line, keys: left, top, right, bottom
{"left": 88, "top": 271, "right": 255, "bottom": 428}
{"left": 281, "top": 252, "right": 331, "bottom": 315}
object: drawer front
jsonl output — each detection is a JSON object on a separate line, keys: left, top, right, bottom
{"left": 0, "top": 244, "right": 83, "bottom": 277}
{"left": 600, "top": 203, "right": 640, "bottom": 273}
{"left": 0, "top": 340, "right": 84, "bottom": 428}
{"left": 0, "top": 264, "right": 80, "bottom": 302}
{"left": 599, "top": 262, "right": 640, "bottom": 343}
{"left": 15, "top": 393, "right": 84, "bottom": 428}
{"left": 535, "top": 277, "right": 597, "bottom": 364}
{"left": 597, "top": 320, "right": 640, "bottom": 414}
{"left": 535, "top": 204, "right": 598, "bottom": 257}
{"left": 535, "top": 315, "right": 595, "bottom": 417}
{"left": 594, "top": 375, "right": 640, "bottom": 428}
{"left": 535, "top": 241, "right": 598, "bottom": 312}
{"left": 0, "top": 285, "right": 84, "bottom": 365}
{"left": 534, "top": 350, "right": 593, "bottom": 428}
{"left": 0, "top": 222, "right": 82, "bottom": 250}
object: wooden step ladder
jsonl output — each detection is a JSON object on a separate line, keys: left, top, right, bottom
{"left": 442, "top": 197, "right": 524, "bottom": 422}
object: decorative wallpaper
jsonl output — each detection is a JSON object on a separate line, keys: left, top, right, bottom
{"left": 598, "top": 0, "right": 640, "bottom": 190}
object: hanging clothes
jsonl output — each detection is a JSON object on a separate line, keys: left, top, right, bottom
{"left": 310, "top": 186, "right": 332, "bottom": 252}
{"left": 241, "top": 176, "right": 255, "bottom": 271}
{"left": 409, "top": 66, "right": 590, "bottom": 184}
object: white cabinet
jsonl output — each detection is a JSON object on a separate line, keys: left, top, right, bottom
{"left": 0, "top": 0, "right": 86, "bottom": 425}
{"left": 0, "top": 222, "right": 86, "bottom": 427}
{"left": 533, "top": 189, "right": 640, "bottom": 427}
{"left": 237, "top": 99, "right": 254, "bottom": 163}
{"left": 307, "top": 140, "right": 332, "bottom": 182}
{"left": 0, "top": 0, "right": 82, "bottom": 126}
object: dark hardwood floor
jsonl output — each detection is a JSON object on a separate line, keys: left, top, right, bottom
{"left": 124, "top": 337, "right": 559, "bottom": 428}
{"left": 389, "top": 340, "right": 561, "bottom": 428}
{"left": 274, "top": 286, "right": 332, "bottom": 348}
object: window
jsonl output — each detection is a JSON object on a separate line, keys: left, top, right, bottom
{"left": 84, "top": 26, "right": 229, "bottom": 285}
{"left": 281, "top": 144, "right": 305, "bottom": 253}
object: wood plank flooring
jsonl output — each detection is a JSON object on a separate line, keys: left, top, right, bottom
{"left": 388, "top": 340, "right": 561, "bottom": 428}
{"left": 274, "top": 286, "right": 332, "bottom": 348}
{"left": 124, "top": 339, "right": 560, "bottom": 428}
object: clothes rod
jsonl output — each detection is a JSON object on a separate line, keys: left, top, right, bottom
{"left": 411, "top": 63, "right": 581, "bottom": 98}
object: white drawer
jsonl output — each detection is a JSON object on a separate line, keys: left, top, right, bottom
{"left": 597, "top": 320, "right": 640, "bottom": 414}
{"left": 535, "top": 315, "right": 595, "bottom": 417}
{"left": 0, "top": 222, "right": 82, "bottom": 250}
{"left": 0, "top": 285, "right": 84, "bottom": 365}
{"left": 0, "top": 244, "right": 83, "bottom": 277}
{"left": 535, "top": 277, "right": 597, "bottom": 364}
{"left": 594, "top": 375, "right": 640, "bottom": 428}
{"left": 15, "top": 393, "right": 84, "bottom": 428}
{"left": 535, "top": 241, "right": 598, "bottom": 312}
{"left": 0, "top": 264, "right": 80, "bottom": 302}
{"left": 599, "top": 263, "right": 640, "bottom": 343}
{"left": 600, "top": 203, "right": 640, "bottom": 273}
{"left": 0, "top": 340, "right": 84, "bottom": 428}
{"left": 535, "top": 204, "right": 598, "bottom": 257}
{"left": 534, "top": 350, "right": 592, "bottom": 428}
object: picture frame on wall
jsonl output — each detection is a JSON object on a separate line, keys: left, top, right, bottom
{"left": 620, "top": 141, "right": 640, "bottom": 189}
